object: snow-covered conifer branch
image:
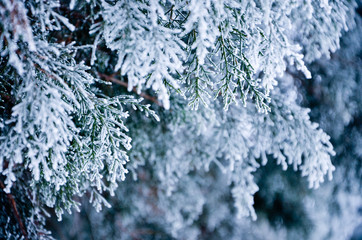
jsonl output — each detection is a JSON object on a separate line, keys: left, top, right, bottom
{"left": 0, "top": 0, "right": 359, "bottom": 238}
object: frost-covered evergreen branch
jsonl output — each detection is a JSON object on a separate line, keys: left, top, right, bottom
{"left": 0, "top": 0, "right": 359, "bottom": 238}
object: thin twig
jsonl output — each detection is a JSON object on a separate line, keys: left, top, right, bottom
{"left": 0, "top": 180, "right": 28, "bottom": 240}
{"left": 98, "top": 73, "right": 163, "bottom": 107}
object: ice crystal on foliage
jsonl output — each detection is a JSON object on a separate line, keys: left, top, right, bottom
{"left": 100, "top": 0, "right": 185, "bottom": 109}
{"left": 0, "top": 0, "right": 359, "bottom": 238}
{"left": 1, "top": 69, "right": 76, "bottom": 192}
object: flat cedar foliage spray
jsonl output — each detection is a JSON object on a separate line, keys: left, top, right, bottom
{"left": 0, "top": 0, "right": 361, "bottom": 239}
